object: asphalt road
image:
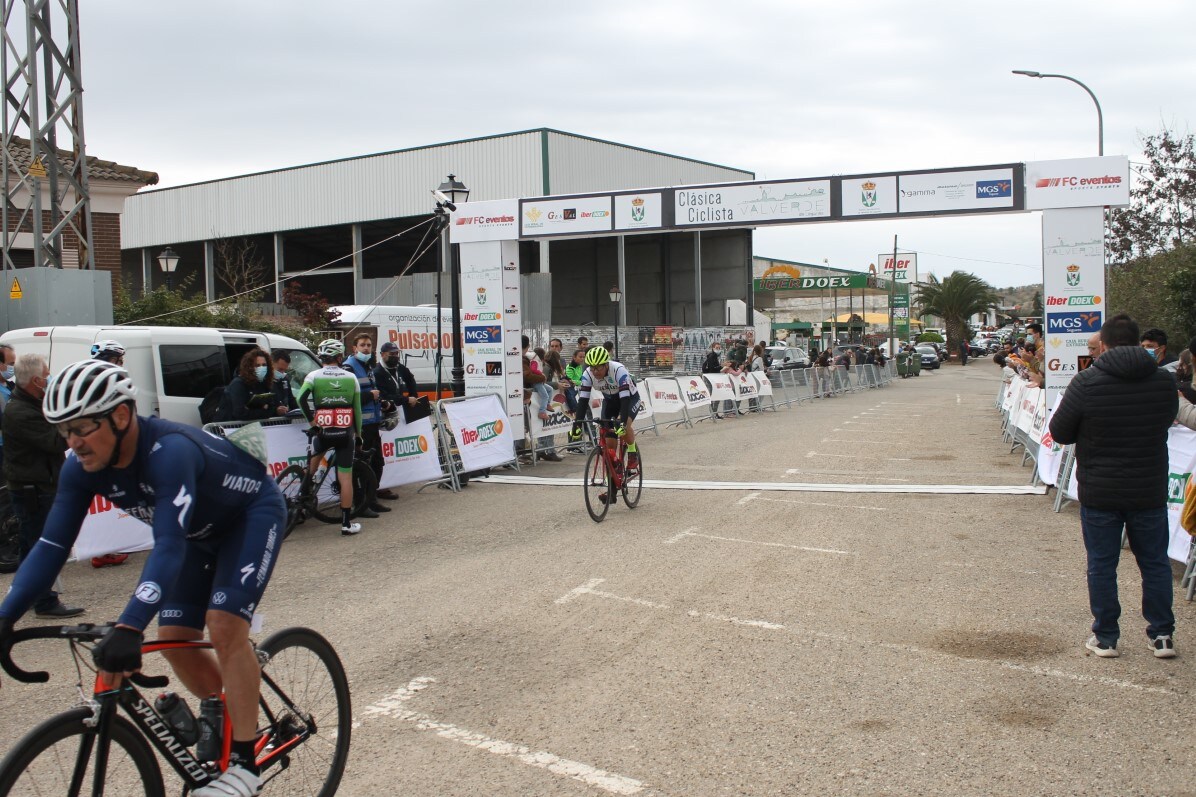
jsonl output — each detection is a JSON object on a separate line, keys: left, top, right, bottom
{"left": 2, "top": 361, "right": 1194, "bottom": 796}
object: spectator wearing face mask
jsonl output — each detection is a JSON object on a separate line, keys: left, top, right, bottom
{"left": 219, "top": 348, "right": 281, "bottom": 421}
{"left": 269, "top": 351, "right": 298, "bottom": 412}
{"left": 1140, "top": 328, "right": 1178, "bottom": 371}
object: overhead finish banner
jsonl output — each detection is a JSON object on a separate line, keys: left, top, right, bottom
{"left": 1042, "top": 206, "right": 1105, "bottom": 405}
{"left": 1025, "top": 156, "right": 1130, "bottom": 210}
{"left": 841, "top": 175, "right": 898, "bottom": 217}
{"left": 898, "top": 168, "right": 1016, "bottom": 213}
{"left": 520, "top": 196, "right": 612, "bottom": 236}
{"left": 614, "top": 192, "right": 663, "bottom": 231}
{"left": 674, "top": 180, "right": 831, "bottom": 226}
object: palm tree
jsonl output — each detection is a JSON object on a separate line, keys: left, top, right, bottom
{"left": 915, "top": 272, "right": 998, "bottom": 363}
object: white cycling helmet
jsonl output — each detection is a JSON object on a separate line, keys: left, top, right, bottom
{"left": 43, "top": 360, "right": 138, "bottom": 424}
{"left": 317, "top": 339, "right": 345, "bottom": 360}
{"left": 90, "top": 339, "right": 126, "bottom": 360}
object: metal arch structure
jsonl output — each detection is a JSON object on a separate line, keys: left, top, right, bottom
{"left": 1, "top": 0, "right": 94, "bottom": 272}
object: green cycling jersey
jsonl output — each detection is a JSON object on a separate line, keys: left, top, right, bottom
{"left": 296, "top": 365, "right": 363, "bottom": 434}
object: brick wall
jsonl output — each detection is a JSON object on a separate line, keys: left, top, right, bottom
{"left": 2, "top": 206, "right": 123, "bottom": 297}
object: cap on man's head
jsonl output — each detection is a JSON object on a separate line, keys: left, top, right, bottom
{"left": 380, "top": 341, "right": 399, "bottom": 353}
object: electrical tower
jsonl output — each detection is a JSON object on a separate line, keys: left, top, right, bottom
{"left": 1, "top": 0, "right": 93, "bottom": 271}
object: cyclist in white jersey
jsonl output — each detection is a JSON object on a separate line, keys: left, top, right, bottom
{"left": 573, "top": 346, "right": 641, "bottom": 470}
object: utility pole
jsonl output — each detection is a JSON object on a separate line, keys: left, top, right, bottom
{"left": 888, "top": 234, "right": 897, "bottom": 354}
{"left": 2, "top": 0, "right": 94, "bottom": 272}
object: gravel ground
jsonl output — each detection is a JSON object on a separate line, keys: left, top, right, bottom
{"left": 2, "top": 362, "right": 1193, "bottom": 796}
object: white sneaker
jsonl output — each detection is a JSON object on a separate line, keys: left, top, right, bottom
{"left": 341, "top": 522, "right": 362, "bottom": 536}
{"left": 192, "top": 764, "right": 262, "bottom": 796}
{"left": 1085, "top": 635, "right": 1119, "bottom": 658}
{"left": 1149, "top": 635, "right": 1176, "bottom": 658}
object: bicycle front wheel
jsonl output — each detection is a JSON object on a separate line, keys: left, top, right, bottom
{"left": 0, "top": 707, "right": 165, "bottom": 797}
{"left": 622, "top": 448, "right": 643, "bottom": 508}
{"left": 583, "top": 446, "right": 612, "bottom": 523}
{"left": 257, "top": 627, "right": 352, "bottom": 797}
{"left": 275, "top": 465, "right": 307, "bottom": 539}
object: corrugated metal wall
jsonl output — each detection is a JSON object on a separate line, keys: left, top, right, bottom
{"left": 122, "top": 132, "right": 545, "bottom": 248}
{"left": 545, "top": 131, "right": 753, "bottom": 195}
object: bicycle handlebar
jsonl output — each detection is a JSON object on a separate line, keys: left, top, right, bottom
{"left": 1, "top": 624, "right": 169, "bottom": 688}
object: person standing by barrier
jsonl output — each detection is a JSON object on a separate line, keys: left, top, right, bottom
{"left": 701, "top": 342, "right": 723, "bottom": 418}
{"left": 747, "top": 343, "right": 765, "bottom": 411}
{"left": 815, "top": 349, "right": 833, "bottom": 398}
{"left": 344, "top": 334, "right": 389, "bottom": 515}
{"left": 1048, "top": 313, "right": 1179, "bottom": 659}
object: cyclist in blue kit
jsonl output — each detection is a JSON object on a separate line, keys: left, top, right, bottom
{"left": 0, "top": 361, "right": 285, "bottom": 797}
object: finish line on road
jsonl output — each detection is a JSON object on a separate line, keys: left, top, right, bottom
{"left": 476, "top": 475, "right": 1047, "bottom": 495}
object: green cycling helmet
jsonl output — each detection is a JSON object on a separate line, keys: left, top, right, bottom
{"left": 584, "top": 346, "right": 610, "bottom": 367}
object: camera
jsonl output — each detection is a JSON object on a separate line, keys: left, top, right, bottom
{"left": 431, "top": 189, "right": 456, "bottom": 212}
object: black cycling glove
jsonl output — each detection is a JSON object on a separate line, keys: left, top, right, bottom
{"left": 92, "top": 626, "right": 143, "bottom": 673}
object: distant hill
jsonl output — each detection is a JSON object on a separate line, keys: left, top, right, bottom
{"left": 994, "top": 283, "right": 1043, "bottom": 315}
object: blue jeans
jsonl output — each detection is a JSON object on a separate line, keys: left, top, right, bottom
{"left": 1080, "top": 505, "right": 1174, "bottom": 645}
{"left": 12, "top": 486, "right": 59, "bottom": 612}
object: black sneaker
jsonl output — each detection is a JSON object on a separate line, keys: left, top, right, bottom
{"left": 1149, "top": 634, "right": 1176, "bottom": 659}
{"left": 357, "top": 507, "right": 380, "bottom": 519}
{"left": 368, "top": 503, "right": 392, "bottom": 513}
{"left": 1085, "top": 635, "right": 1119, "bottom": 658}
{"left": 35, "top": 603, "right": 85, "bottom": 619}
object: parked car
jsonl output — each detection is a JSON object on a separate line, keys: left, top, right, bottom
{"left": 764, "top": 345, "right": 810, "bottom": 369}
{"left": 915, "top": 344, "right": 941, "bottom": 370}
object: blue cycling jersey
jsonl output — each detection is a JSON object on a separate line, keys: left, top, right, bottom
{"left": 0, "top": 416, "right": 281, "bottom": 631}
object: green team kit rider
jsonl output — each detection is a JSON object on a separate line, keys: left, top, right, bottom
{"left": 296, "top": 340, "right": 364, "bottom": 536}
{"left": 573, "top": 346, "right": 641, "bottom": 504}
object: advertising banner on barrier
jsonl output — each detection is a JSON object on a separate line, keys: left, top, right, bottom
{"left": 528, "top": 390, "right": 574, "bottom": 438}
{"left": 1016, "top": 387, "right": 1041, "bottom": 435}
{"left": 1042, "top": 206, "right": 1105, "bottom": 406}
{"left": 379, "top": 415, "right": 442, "bottom": 488}
{"left": 644, "top": 378, "right": 685, "bottom": 414}
{"left": 445, "top": 394, "right": 516, "bottom": 471}
{"left": 1037, "top": 394, "right": 1066, "bottom": 486}
{"left": 678, "top": 376, "right": 711, "bottom": 408}
{"left": 703, "top": 374, "right": 737, "bottom": 401}
{"left": 1166, "top": 426, "right": 1196, "bottom": 562}
{"left": 751, "top": 373, "right": 774, "bottom": 396}
{"left": 732, "top": 372, "right": 759, "bottom": 400}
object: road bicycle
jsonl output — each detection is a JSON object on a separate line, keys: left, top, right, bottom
{"left": 0, "top": 498, "right": 18, "bottom": 574}
{"left": 582, "top": 418, "right": 643, "bottom": 523}
{"left": 275, "top": 427, "right": 378, "bottom": 537}
{"left": 0, "top": 622, "right": 351, "bottom": 797}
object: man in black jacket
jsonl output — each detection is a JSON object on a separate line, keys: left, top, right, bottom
{"left": 3, "top": 354, "right": 83, "bottom": 618}
{"left": 1049, "top": 313, "right": 1178, "bottom": 659}
{"left": 372, "top": 341, "right": 419, "bottom": 499}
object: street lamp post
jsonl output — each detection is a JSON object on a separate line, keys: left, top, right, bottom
{"left": 435, "top": 174, "right": 471, "bottom": 397}
{"left": 1011, "top": 70, "right": 1103, "bottom": 156}
{"left": 609, "top": 285, "right": 622, "bottom": 359}
{"left": 157, "top": 246, "right": 179, "bottom": 291}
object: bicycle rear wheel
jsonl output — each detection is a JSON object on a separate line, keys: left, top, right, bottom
{"left": 309, "top": 462, "right": 374, "bottom": 524}
{"left": 0, "top": 707, "right": 165, "bottom": 797}
{"left": 0, "top": 513, "right": 19, "bottom": 574}
{"left": 622, "top": 448, "right": 643, "bottom": 508}
{"left": 583, "top": 446, "right": 612, "bottom": 523}
{"left": 275, "top": 465, "right": 307, "bottom": 539}
{"left": 256, "top": 627, "right": 351, "bottom": 797}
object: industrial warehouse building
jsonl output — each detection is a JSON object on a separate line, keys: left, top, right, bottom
{"left": 120, "top": 129, "right": 757, "bottom": 328}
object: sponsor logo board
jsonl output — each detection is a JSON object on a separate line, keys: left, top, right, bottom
{"left": 674, "top": 180, "right": 831, "bottom": 226}
{"left": 614, "top": 193, "right": 662, "bottom": 230}
{"left": 1026, "top": 156, "right": 1130, "bottom": 209}
{"left": 1046, "top": 311, "right": 1102, "bottom": 334}
{"left": 898, "top": 168, "right": 1016, "bottom": 213}
{"left": 521, "top": 196, "right": 612, "bottom": 235}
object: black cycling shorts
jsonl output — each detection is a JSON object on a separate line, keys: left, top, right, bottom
{"left": 600, "top": 394, "right": 641, "bottom": 423}
{"left": 312, "top": 431, "right": 356, "bottom": 472}
{"left": 157, "top": 489, "right": 286, "bottom": 630}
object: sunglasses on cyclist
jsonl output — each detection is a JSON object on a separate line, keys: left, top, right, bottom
{"left": 55, "top": 413, "right": 113, "bottom": 440}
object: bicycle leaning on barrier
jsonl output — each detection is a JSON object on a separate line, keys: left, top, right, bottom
{"left": 0, "top": 622, "right": 351, "bottom": 797}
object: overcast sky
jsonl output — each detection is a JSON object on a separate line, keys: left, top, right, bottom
{"left": 78, "top": 1, "right": 1195, "bottom": 294}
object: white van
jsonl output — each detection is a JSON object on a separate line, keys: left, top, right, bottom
{"left": 333, "top": 305, "right": 455, "bottom": 394}
{"left": 0, "top": 326, "right": 318, "bottom": 427}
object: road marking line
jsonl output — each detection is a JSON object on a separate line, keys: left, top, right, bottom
{"left": 559, "top": 583, "right": 1174, "bottom": 696}
{"left": 555, "top": 578, "right": 606, "bottom": 605}
{"left": 803, "top": 452, "right": 912, "bottom": 462}
{"left": 735, "top": 491, "right": 760, "bottom": 506}
{"left": 480, "top": 475, "right": 1047, "bottom": 495}
{"left": 756, "top": 493, "right": 893, "bottom": 512}
{"left": 663, "top": 528, "right": 851, "bottom": 555}
{"left": 957, "top": 393, "right": 962, "bottom": 405}
{"left": 363, "top": 677, "right": 646, "bottom": 795}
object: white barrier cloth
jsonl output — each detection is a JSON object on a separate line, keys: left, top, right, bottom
{"left": 528, "top": 390, "right": 574, "bottom": 438}
{"left": 703, "top": 374, "right": 737, "bottom": 401}
{"left": 1037, "top": 395, "right": 1065, "bottom": 486}
{"left": 732, "top": 373, "right": 759, "bottom": 400}
{"left": 751, "top": 373, "right": 774, "bottom": 396}
{"left": 1166, "top": 426, "right": 1196, "bottom": 562}
{"left": 379, "top": 415, "right": 443, "bottom": 487}
{"left": 445, "top": 394, "right": 516, "bottom": 471}
{"left": 644, "top": 378, "right": 686, "bottom": 414}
